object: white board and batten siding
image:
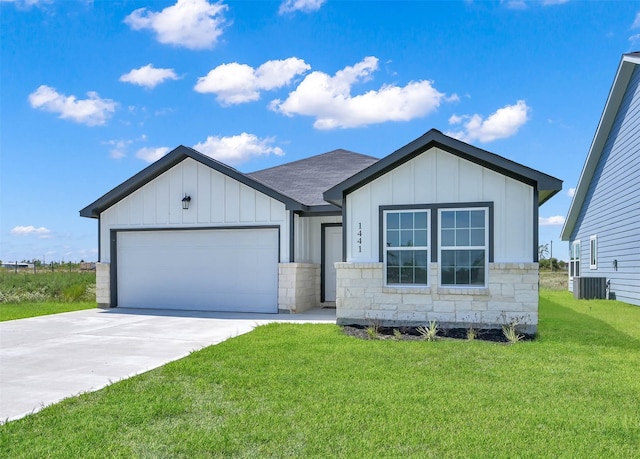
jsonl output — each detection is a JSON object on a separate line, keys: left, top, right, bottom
{"left": 345, "top": 147, "right": 534, "bottom": 262}
{"left": 570, "top": 65, "right": 640, "bottom": 306}
{"left": 293, "top": 215, "right": 342, "bottom": 264}
{"left": 99, "top": 158, "right": 289, "bottom": 262}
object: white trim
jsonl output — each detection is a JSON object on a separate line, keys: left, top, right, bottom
{"left": 438, "top": 207, "right": 489, "bottom": 288}
{"left": 382, "top": 209, "right": 430, "bottom": 287}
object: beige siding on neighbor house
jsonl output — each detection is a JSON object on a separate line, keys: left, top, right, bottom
{"left": 345, "top": 147, "right": 534, "bottom": 263}
{"left": 99, "top": 157, "right": 288, "bottom": 262}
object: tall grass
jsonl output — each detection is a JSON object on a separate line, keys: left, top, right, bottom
{"left": 0, "top": 271, "right": 95, "bottom": 303}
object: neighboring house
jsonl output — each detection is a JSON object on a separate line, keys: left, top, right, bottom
{"left": 81, "top": 129, "right": 561, "bottom": 332}
{"left": 561, "top": 52, "right": 640, "bottom": 306}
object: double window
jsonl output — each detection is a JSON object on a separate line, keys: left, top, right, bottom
{"left": 440, "top": 209, "right": 488, "bottom": 286}
{"left": 384, "top": 210, "right": 429, "bottom": 285}
{"left": 382, "top": 205, "right": 489, "bottom": 287}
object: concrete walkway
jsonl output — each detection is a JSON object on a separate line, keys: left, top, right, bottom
{"left": 0, "top": 307, "right": 335, "bottom": 423}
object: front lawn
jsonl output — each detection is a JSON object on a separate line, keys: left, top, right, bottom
{"left": 0, "top": 302, "right": 96, "bottom": 322}
{"left": 1, "top": 290, "right": 639, "bottom": 457}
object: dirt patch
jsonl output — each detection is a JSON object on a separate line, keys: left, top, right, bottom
{"left": 342, "top": 325, "right": 535, "bottom": 343}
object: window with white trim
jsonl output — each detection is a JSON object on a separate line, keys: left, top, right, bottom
{"left": 439, "top": 208, "right": 488, "bottom": 286}
{"left": 384, "top": 210, "right": 429, "bottom": 285}
{"left": 590, "top": 235, "right": 597, "bottom": 270}
{"left": 570, "top": 240, "right": 580, "bottom": 278}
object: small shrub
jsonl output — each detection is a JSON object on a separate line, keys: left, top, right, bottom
{"left": 502, "top": 322, "right": 524, "bottom": 344}
{"left": 467, "top": 328, "right": 477, "bottom": 341}
{"left": 417, "top": 320, "right": 439, "bottom": 341}
{"left": 365, "top": 324, "right": 379, "bottom": 340}
{"left": 393, "top": 329, "right": 402, "bottom": 341}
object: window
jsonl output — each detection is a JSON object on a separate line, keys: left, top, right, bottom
{"left": 384, "top": 210, "right": 429, "bottom": 285}
{"left": 570, "top": 240, "right": 580, "bottom": 278}
{"left": 590, "top": 235, "right": 597, "bottom": 270}
{"left": 439, "top": 208, "right": 487, "bottom": 286}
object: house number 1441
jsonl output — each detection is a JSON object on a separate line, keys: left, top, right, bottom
{"left": 357, "top": 222, "right": 363, "bottom": 253}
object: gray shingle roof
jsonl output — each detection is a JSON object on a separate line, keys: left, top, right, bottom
{"left": 248, "top": 149, "right": 379, "bottom": 207}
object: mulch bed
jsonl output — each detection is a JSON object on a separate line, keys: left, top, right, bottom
{"left": 342, "top": 325, "right": 535, "bottom": 343}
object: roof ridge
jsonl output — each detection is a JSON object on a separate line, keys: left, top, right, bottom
{"left": 248, "top": 148, "right": 378, "bottom": 175}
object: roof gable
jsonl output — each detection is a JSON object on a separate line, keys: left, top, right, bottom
{"left": 561, "top": 52, "right": 640, "bottom": 240}
{"left": 80, "top": 145, "right": 305, "bottom": 218}
{"left": 324, "top": 129, "right": 562, "bottom": 207}
{"left": 248, "top": 149, "right": 379, "bottom": 208}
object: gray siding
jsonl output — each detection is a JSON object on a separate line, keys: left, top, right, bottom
{"left": 571, "top": 65, "right": 640, "bottom": 306}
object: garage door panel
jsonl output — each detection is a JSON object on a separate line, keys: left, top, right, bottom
{"left": 116, "top": 229, "right": 278, "bottom": 313}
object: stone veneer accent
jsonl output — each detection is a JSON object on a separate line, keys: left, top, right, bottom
{"left": 278, "top": 263, "right": 320, "bottom": 313}
{"left": 335, "top": 262, "right": 539, "bottom": 334}
{"left": 96, "top": 262, "right": 111, "bottom": 308}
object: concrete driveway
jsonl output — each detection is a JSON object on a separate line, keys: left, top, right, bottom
{"left": 0, "top": 307, "right": 335, "bottom": 423}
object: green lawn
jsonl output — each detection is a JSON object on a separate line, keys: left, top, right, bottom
{"left": 0, "top": 302, "right": 97, "bottom": 322}
{"left": 1, "top": 290, "right": 639, "bottom": 457}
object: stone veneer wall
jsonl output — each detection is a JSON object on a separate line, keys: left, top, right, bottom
{"left": 335, "top": 262, "right": 539, "bottom": 334}
{"left": 96, "top": 262, "right": 111, "bottom": 308}
{"left": 278, "top": 263, "right": 320, "bottom": 313}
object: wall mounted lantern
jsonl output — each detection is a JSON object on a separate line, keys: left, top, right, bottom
{"left": 182, "top": 194, "right": 192, "bottom": 210}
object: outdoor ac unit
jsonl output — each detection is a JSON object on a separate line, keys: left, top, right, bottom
{"left": 573, "top": 277, "right": 607, "bottom": 300}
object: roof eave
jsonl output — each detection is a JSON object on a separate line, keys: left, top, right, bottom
{"left": 561, "top": 54, "right": 638, "bottom": 241}
{"left": 79, "top": 146, "right": 305, "bottom": 219}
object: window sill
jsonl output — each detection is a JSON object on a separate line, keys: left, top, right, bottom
{"left": 383, "top": 286, "right": 430, "bottom": 294}
{"left": 437, "top": 287, "right": 489, "bottom": 296}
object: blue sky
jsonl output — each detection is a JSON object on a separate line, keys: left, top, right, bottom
{"left": 1, "top": 0, "right": 638, "bottom": 263}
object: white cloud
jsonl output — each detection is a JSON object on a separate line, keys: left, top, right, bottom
{"left": 279, "top": 0, "right": 326, "bottom": 14}
{"left": 271, "top": 56, "right": 451, "bottom": 130}
{"left": 194, "top": 58, "right": 310, "bottom": 105}
{"left": 120, "top": 64, "right": 179, "bottom": 89}
{"left": 136, "top": 146, "right": 171, "bottom": 163}
{"left": 633, "top": 12, "right": 640, "bottom": 29}
{"left": 125, "top": 0, "right": 228, "bottom": 50}
{"left": 539, "top": 216, "right": 566, "bottom": 226}
{"left": 542, "top": 0, "right": 569, "bottom": 5}
{"left": 567, "top": 187, "right": 576, "bottom": 198}
{"left": 10, "top": 226, "right": 52, "bottom": 238}
{"left": 446, "top": 100, "right": 530, "bottom": 143}
{"left": 193, "top": 133, "right": 284, "bottom": 165}
{"left": 28, "top": 85, "right": 117, "bottom": 126}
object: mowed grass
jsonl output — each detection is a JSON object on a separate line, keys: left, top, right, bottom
{"left": 1, "top": 290, "right": 639, "bottom": 458}
{"left": 0, "top": 302, "right": 96, "bottom": 322}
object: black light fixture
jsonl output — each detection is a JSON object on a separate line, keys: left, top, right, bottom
{"left": 182, "top": 194, "right": 191, "bottom": 210}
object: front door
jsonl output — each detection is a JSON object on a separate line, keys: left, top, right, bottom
{"left": 322, "top": 224, "right": 342, "bottom": 302}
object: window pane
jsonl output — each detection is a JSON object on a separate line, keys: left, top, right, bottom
{"left": 400, "top": 230, "right": 414, "bottom": 247}
{"left": 415, "top": 229, "right": 427, "bottom": 247}
{"left": 470, "top": 210, "right": 485, "bottom": 228}
{"left": 387, "top": 250, "right": 400, "bottom": 267}
{"left": 400, "top": 267, "right": 414, "bottom": 284}
{"left": 400, "top": 212, "right": 413, "bottom": 229}
{"left": 470, "top": 250, "right": 485, "bottom": 267}
{"left": 387, "top": 213, "right": 399, "bottom": 230}
{"left": 415, "top": 250, "right": 427, "bottom": 268}
{"left": 442, "top": 229, "right": 455, "bottom": 246}
{"left": 455, "top": 267, "right": 470, "bottom": 285}
{"left": 441, "top": 267, "right": 454, "bottom": 285}
{"left": 470, "top": 267, "right": 485, "bottom": 285}
{"left": 456, "top": 228, "right": 470, "bottom": 246}
{"left": 387, "top": 267, "right": 399, "bottom": 284}
{"left": 441, "top": 250, "right": 455, "bottom": 267}
{"left": 456, "top": 250, "right": 470, "bottom": 266}
{"left": 471, "top": 229, "right": 484, "bottom": 246}
{"left": 400, "top": 251, "right": 414, "bottom": 267}
{"left": 441, "top": 211, "right": 455, "bottom": 228}
{"left": 415, "top": 267, "right": 428, "bottom": 284}
{"left": 414, "top": 212, "right": 428, "bottom": 229}
{"left": 456, "top": 211, "right": 470, "bottom": 229}
{"left": 387, "top": 230, "right": 399, "bottom": 247}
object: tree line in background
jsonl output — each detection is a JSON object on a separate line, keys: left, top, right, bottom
{"left": 538, "top": 243, "right": 566, "bottom": 271}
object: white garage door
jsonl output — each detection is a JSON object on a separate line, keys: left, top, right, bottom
{"left": 116, "top": 228, "right": 279, "bottom": 313}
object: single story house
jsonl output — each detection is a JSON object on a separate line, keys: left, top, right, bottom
{"left": 561, "top": 52, "right": 640, "bottom": 305}
{"left": 81, "top": 129, "right": 562, "bottom": 333}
